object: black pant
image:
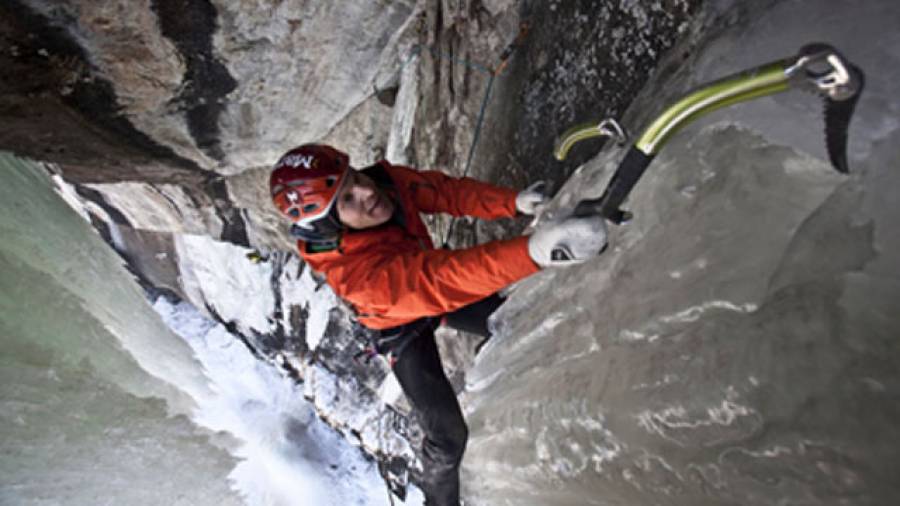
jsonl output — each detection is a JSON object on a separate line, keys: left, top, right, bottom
{"left": 382, "top": 294, "right": 504, "bottom": 506}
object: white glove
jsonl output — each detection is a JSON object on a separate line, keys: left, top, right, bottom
{"left": 515, "top": 181, "right": 548, "bottom": 215}
{"left": 527, "top": 215, "right": 608, "bottom": 268}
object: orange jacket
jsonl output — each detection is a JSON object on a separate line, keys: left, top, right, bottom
{"left": 298, "top": 161, "right": 541, "bottom": 329}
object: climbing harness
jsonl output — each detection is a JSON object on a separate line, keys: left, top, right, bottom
{"left": 553, "top": 43, "right": 864, "bottom": 227}
{"left": 352, "top": 316, "right": 441, "bottom": 368}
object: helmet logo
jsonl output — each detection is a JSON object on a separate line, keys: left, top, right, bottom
{"left": 281, "top": 153, "right": 316, "bottom": 170}
{"left": 286, "top": 191, "right": 299, "bottom": 203}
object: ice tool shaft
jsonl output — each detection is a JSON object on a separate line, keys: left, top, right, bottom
{"left": 558, "top": 43, "right": 864, "bottom": 223}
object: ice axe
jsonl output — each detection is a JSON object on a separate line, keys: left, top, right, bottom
{"left": 554, "top": 43, "right": 865, "bottom": 225}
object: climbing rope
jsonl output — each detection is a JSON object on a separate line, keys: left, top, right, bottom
{"left": 442, "top": 21, "right": 529, "bottom": 246}
{"left": 395, "top": 22, "right": 530, "bottom": 247}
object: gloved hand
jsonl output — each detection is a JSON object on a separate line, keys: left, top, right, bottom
{"left": 515, "top": 181, "right": 548, "bottom": 215}
{"left": 527, "top": 215, "right": 608, "bottom": 268}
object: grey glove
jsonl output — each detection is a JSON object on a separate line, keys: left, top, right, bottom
{"left": 515, "top": 181, "right": 548, "bottom": 215}
{"left": 527, "top": 215, "right": 608, "bottom": 268}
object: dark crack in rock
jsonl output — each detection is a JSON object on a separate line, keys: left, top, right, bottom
{"left": 0, "top": 0, "right": 212, "bottom": 184}
{"left": 150, "top": 0, "right": 237, "bottom": 163}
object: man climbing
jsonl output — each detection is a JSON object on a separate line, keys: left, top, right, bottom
{"left": 269, "top": 144, "right": 607, "bottom": 506}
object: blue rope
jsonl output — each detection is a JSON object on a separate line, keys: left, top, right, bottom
{"left": 463, "top": 73, "right": 496, "bottom": 179}
{"left": 442, "top": 72, "right": 495, "bottom": 245}
{"left": 394, "top": 23, "right": 530, "bottom": 246}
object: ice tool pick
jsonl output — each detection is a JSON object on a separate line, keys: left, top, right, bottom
{"left": 554, "top": 43, "right": 865, "bottom": 226}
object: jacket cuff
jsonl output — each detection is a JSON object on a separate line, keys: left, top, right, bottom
{"left": 502, "top": 235, "right": 542, "bottom": 275}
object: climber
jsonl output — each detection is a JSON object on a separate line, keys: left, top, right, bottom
{"left": 269, "top": 144, "right": 607, "bottom": 506}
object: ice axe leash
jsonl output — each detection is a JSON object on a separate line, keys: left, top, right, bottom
{"left": 554, "top": 43, "right": 865, "bottom": 225}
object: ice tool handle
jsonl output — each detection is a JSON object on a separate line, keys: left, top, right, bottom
{"left": 559, "top": 43, "right": 864, "bottom": 223}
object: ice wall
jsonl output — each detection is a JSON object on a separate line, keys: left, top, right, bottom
{"left": 0, "top": 154, "right": 422, "bottom": 505}
{"left": 463, "top": 1, "right": 900, "bottom": 505}
{"left": 0, "top": 154, "right": 241, "bottom": 505}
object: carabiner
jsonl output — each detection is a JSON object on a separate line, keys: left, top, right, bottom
{"left": 786, "top": 44, "right": 862, "bottom": 101}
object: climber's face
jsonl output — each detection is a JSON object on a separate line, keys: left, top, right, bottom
{"left": 336, "top": 170, "right": 394, "bottom": 229}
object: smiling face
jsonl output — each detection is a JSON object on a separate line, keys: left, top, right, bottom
{"left": 335, "top": 170, "right": 395, "bottom": 229}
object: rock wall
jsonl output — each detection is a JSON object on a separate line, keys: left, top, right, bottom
{"left": 1, "top": 0, "right": 420, "bottom": 252}
{"left": 2, "top": 0, "right": 703, "bottom": 499}
{"left": 2, "top": 0, "right": 417, "bottom": 179}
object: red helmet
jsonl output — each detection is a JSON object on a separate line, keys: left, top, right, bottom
{"left": 270, "top": 144, "right": 349, "bottom": 239}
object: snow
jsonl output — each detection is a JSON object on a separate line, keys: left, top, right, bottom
{"left": 159, "top": 232, "right": 420, "bottom": 503}
{"left": 152, "top": 297, "right": 424, "bottom": 506}
{"left": 27, "top": 157, "right": 419, "bottom": 505}
{"left": 175, "top": 234, "right": 276, "bottom": 335}
{"left": 276, "top": 255, "right": 336, "bottom": 351}
{"left": 378, "top": 373, "right": 405, "bottom": 407}
{"left": 169, "top": 235, "right": 337, "bottom": 352}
